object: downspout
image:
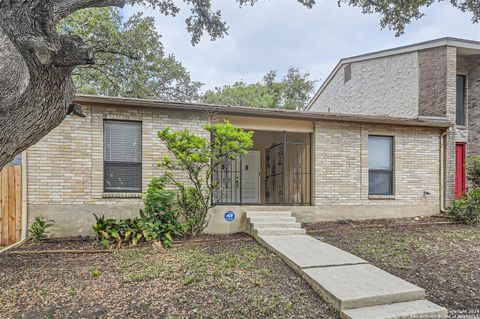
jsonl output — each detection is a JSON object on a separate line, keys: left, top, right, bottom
{"left": 440, "top": 129, "right": 448, "bottom": 213}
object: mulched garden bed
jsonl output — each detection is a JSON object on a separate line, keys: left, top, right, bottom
{"left": 304, "top": 216, "right": 480, "bottom": 312}
{"left": 0, "top": 234, "right": 339, "bottom": 319}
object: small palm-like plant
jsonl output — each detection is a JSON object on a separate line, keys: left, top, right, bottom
{"left": 29, "top": 216, "right": 55, "bottom": 242}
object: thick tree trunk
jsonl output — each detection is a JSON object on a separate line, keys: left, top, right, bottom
{"left": 0, "top": 0, "right": 124, "bottom": 168}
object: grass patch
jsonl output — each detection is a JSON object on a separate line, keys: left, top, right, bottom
{"left": 0, "top": 236, "right": 338, "bottom": 318}
{"left": 313, "top": 218, "right": 480, "bottom": 311}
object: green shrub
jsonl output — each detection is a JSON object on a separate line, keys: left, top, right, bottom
{"left": 158, "top": 121, "right": 253, "bottom": 235}
{"left": 448, "top": 187, "right": 480, "bottom": 224}
{"left": 176, "top": 186, "right": 205, "bottom": 235}
{"left": 29, "top": 216, "right": 54, "bottom": 242}
{"left": 467, "top": 155, "right": 480, "bottom": 187}
{"left": 92, "top": 210, "right": 184, "bottom": 248}
{"left": 92, "top": 177, "right": 185, "bottom": 248}
{"left": 143, "top": 177, "right": 176, "bottom": 218}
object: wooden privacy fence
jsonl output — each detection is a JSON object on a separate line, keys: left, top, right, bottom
{"left": 0, "top": 165, "right": 22, "bottom": 246}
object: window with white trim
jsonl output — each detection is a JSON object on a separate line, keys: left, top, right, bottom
{"left": 368, "top": 135, "right": 393, "bottom": 196}
{"left": 104, "top": 120, "right": 142, "bottom": 192}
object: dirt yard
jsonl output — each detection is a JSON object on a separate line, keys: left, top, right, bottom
{"left": 305, "top": 217, "right": 480, "bottom": 312}
{"left": 0, "top": 234, "right": 339, "bottom": 319}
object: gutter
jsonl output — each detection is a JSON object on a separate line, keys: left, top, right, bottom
{"left": 439, "top": 129, "right": 449, "bottom": 213}
{"left": 74, "top": 95, "right": 452, "bottom": 129}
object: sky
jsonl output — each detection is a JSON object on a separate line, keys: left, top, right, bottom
{"left": 123, "top": 0, "right": 480, "bottom": 92}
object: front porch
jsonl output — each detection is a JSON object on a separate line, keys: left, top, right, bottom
{"left": 212, "top": 128, "right": 313, "bottom": 206}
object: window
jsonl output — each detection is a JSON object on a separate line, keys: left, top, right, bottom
{"left": 344, "top": 64, "right": 352, "bottom": 83}
{"left": 104, "top": 120, "right": 142, "bottom": 192}
{"left": 368, "top": 136, "right": 393, "bottom": 196}
{"left": 456, "top": 75, "right": 466, "bottom": 126}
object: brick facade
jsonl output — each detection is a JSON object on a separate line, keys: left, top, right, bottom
{"left": 314, "top": 121, "right": 440, "bottom": 214}
{"left": 27, "top": 104, "right": 209, "bottom": 235}
{"left": 418, "top": 47, "right": 449, "bottom": 117}
{"left": 459, "top": 55, "right": 480, "bottom": 156}
{"left": 417, "top": 46, "right": 480, "bottom": 204}
{"left": 26, "top": 102, "right": 445, "bottom": 235}
{"left": 25, "top": 40, "right": 479, "bottom": 236}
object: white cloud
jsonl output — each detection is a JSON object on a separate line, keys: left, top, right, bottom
{"left": 123, "top": 0, "right": 480, "bottom": 92}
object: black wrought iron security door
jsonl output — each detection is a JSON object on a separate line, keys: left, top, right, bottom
{"left": 265, "top": 132, "right": 312, "bottom": 206}
{"left": 265, "top": 143, "right": 284, "bottom": 205}
{"left": 213, "top": 157, "right": 242, "bottom": 204}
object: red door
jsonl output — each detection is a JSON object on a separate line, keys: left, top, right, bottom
{"left": 455, "top": 143, "right": 466, "bottom": 199}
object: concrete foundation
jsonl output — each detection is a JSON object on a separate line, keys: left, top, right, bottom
{"left": 28, "top": 203, "right": 441, "bottom": 237}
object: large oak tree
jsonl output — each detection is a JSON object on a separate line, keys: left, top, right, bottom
{"left": 0, "top": 0, "right": 478, "bottom": 168}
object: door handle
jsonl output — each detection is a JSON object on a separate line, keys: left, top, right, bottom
{"left": 235, "top": 176, "right": 239, "bottom": 188}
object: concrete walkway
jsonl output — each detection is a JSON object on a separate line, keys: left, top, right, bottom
{"left": 246, "top": 211, "right": 447, "bottom": 319}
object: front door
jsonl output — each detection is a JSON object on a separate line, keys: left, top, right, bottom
{"left": 213, "top": 151, "right": 260, "bottom": 204}
{"left": 241, "top": 151, "right": 260, "bottom": 204}
{"left": 455, "top": 143, "right": 466, "bottom": 199}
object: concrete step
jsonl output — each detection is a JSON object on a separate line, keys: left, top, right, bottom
{"left": 254, "top": 228, "right": 306, "bottom": 236}
{"left": 253, "top": 222, "right": 302, "bottom": 229}
{"left": 341, "top": 300, "right": 448, "bottom": 319}
{"left": 248, "top": 216, "right": 296, "bottom": 223}
{"left": 303, "top": 263, "right": 425, "bottom": 310}
{"left": 245, "top": 211, "right": 292, "bottom": 218}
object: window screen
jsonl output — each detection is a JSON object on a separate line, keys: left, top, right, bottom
{"left": 104, "top": 121, "right": 142, "bottom": 192}
{"left": 456, "top": 75, "right": 466, "bottom": 126}
{"left": 368, "top": 136, "right": 393, "bottom": 195}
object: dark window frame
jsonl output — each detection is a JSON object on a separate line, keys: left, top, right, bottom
{"left": 456, "top": 74, "right": 466, "bottom": 126}
{"left": 103, "top": 120, "right": 142, "bottom": 193}
{"left": 368, "top": 135, "right": 394, "bottom": 196}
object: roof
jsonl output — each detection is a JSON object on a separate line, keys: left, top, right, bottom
{"left": 75, "top": 94, "right": 452, "bottom": 128}
{"left": 306, "top": 37, "right": 480, "bottom": 110}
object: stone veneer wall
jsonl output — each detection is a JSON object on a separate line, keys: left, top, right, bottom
{"left": 310, "top": 52, "right": 419, "bottom": 118}
{"left": 26, "top": 104, "right": 209, "bottom": 235}
{"left": 313, "top": 121, "right": 441, "bottom": 218}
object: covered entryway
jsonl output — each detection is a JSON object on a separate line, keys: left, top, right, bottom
{"left": 212, "top": 128, "right": 312, "bottom": 206}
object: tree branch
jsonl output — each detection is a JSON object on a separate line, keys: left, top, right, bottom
{"left": 54, "top": 35, "right": 95, "bottom": 67}
{"left": 53, "top": 0, "right": 127, "bottom": 22}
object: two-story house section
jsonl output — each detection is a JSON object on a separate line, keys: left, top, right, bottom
{"left": 307, "top": 37, "right": 480, "bottom": 207}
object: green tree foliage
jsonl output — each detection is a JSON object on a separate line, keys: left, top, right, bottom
{"left": 339, "top": 0, "right": 479, "bottom": 36}
{"left": 158, "top": 121, "right": 253, "bottom": 235}
{"left": 58, "top": 7, "right": 202, "bottom": 100}
{"left": 202, "top": 68, "right": 317, "bottom": 110}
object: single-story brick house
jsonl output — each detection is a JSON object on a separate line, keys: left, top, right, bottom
{"left": 18, "top": 37, "right": 480, "bottom": 236}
